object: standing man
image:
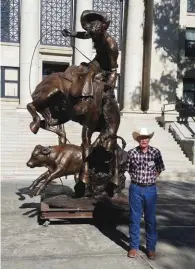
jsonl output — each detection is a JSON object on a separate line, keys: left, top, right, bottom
{"left": 126, "top": 128, "right": 165, "bottom": 260}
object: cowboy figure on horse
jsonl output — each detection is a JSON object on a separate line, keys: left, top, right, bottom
{"left": 61, "top": 11, "right": 119, "bottom": 143}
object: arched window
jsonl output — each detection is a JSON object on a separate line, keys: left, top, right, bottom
{"left": 41, "top": 0, "right": 73, "bottom": 47}
{"left": 93, "top": 0, "right": 123, "bottom": 48}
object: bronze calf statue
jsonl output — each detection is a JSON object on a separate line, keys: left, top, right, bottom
{"left": 27, "top": 144, "right": 82, "bottom": 196}
{"left": 27, "top": 140, "right": 128, "bottom": 197}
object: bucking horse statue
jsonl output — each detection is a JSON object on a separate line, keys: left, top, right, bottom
{"left": 27, "top": 10, "right": 121, "bottom": 197}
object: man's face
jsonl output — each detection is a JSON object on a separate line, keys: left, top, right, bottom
{"left": 137, "top": 136, "right": 150, "bottom": 148}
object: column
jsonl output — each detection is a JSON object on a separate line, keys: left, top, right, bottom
{"left": 74, "top": 0, "right": 93, "bottom": 65}
{"left": 141, "top": 0, "right": 154, "bottom": 111}
{"left": 122, "top": 0, "right": 144, "bottom": 112}
{"left": 177, "top": 0, "right": 187, "bottom": 100}
{"left": 19, "top": 0, "right": 40, "bottom": 107}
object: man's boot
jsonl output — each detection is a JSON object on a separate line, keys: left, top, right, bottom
{"left": 127, "top": 249, "right": 138, "bottom": 258}
{"left": 147, "top": 251, "right": 156, "bottom": 260}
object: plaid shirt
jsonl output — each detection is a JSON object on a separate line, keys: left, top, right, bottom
{"left": 125, "top": 146, "right": 165, "bottom": 184}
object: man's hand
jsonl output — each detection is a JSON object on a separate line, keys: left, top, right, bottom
{"left": 61, "top": 29, "right": 71, "bottom": 37}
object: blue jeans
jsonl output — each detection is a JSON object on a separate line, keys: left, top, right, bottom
{"left": 129, "top": 183, "right": 158, "bottom": 251}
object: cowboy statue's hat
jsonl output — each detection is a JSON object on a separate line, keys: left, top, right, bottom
{"left": 132, "top": 128, "right": 154, "bottom": 141}
{"left": 80, "top": 10, "right": 110, "bottom": 31}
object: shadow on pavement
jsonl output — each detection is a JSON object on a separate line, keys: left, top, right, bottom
{"left": 16, "top": 180, "right": 195, "bottom": 268}
{"left": 94, "top": 180, "right": 195, "bottom": 268}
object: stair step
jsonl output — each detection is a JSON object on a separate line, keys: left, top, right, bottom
{"left": 1, "top": 106, "right": 195, "bottom": 182}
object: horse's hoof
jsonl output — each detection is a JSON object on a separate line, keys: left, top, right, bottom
{"left": 30, "top": 121, "right": 40, "bottom": 134}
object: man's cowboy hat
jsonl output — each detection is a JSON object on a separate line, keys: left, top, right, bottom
{"left": 132, "top": 128, "right": 154, "bottom": 141}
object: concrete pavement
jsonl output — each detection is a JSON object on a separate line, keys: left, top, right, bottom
{"left": 1, "top": 178, "right": 195, "bottom": 269}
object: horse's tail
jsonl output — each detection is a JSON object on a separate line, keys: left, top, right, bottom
{"left": 115, "top": 135, "right": 126, "bottom": 149}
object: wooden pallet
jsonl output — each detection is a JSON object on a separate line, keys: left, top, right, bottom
{"left": 40, "top": 201, "right": 94, "bottom": 222}
{"left": 39, "top": 195, "right": 129, "bottom": 225}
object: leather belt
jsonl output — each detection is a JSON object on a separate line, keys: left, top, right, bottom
{"left": 131, "top": 181, "right": 156, "bottom": 187}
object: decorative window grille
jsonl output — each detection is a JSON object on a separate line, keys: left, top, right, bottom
{"left": 185, "top": 28, "right": 195, "bottom": 58}
{"left": 93, "top": 0, "right": 122, "bottom": 48}
{"left": 1, "top": 67, "right": 19, "bottom": 98}
{"left": 1, "top": 0, "right": 20, "bottom": 43}
{"left": 187, "top": 0, "right": 195, "bottom": 13}
{"left": 41, "top": 0, "right": 73, "bottom": 47}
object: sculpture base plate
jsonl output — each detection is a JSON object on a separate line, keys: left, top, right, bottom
{"left": 39, "top": 194, "right": 129, "bottom": 225}
{"left": 40, "top": 196, "right": 95, "bottom": 222}
{"left": 17, "top": 184, "right": 129, "bottom": 224}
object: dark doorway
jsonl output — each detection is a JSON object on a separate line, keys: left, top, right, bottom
{"left": 183, "top": 78, "right": 195, "bottom": 106}
{"left": 42, "top": 62, "right": 69, "bottom": 79}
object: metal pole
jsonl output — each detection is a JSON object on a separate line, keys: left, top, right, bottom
{"left": 71, "top": 0, "right": 77, "bottom": 65}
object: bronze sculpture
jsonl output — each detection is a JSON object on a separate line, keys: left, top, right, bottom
{"left": 27, "top": 138, "right": 127, "bottom": 197}
{"left": 26, "top": 10, "right": 123, "bottom": 197}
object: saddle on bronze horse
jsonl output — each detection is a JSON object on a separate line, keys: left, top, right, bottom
{"left": 59, "top": 64, "right": 105, "bottom": 118}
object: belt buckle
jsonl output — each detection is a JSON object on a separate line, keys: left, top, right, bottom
{"left": 147, "top": 183, "right": 154, "bottom": 187}
{"left": 145, "top": 182, "right": 151, "bottom": 187}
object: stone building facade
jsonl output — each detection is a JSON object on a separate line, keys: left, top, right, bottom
{"left": 1, "top": 0, "right": 195, "bottom": 113}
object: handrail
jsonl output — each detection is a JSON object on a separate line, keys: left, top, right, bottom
{"left": 162, "top": 98, "right": 195, "bottom": 119}
{"left": 170, "top": 122, "right": 195, "bottom": 140}
{"left": 161, "top": 102, "right": 177, "bottom": 113}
